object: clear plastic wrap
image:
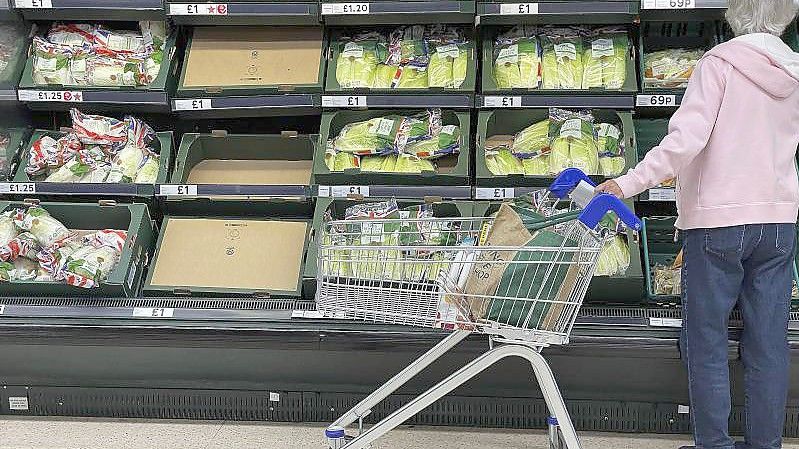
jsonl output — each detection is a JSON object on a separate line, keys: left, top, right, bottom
{"left": 540, "top": 28, "right": 585, "bottom": 90}
{"left": 494, "top": 26, "right": 540, "bottom": 89}
{"left": 644, "top": 48, "right": 704, "bottom": 89}
{"left": 582, "top": 27, "right": 629, "bottom": 90}
{"left": 548, "top": 108, "right": 599, "bottom": 175}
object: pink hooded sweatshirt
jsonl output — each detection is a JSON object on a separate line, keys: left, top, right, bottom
{"left": 615, "top": 33, "right": 799, "bottom": 229}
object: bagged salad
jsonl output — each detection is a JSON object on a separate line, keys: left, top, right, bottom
{"left": 644, "top": 48, "right": 704, "bottom": 89}
{"left": 582, "top": 27, "right": 629, "bottom": 90}
{"left": 540, "top": 28, "right": 584, "bottom": 90}
{"left": 493, "top": 26, "right": 541, "bottom": 89}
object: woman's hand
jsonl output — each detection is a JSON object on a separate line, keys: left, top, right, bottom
{"left": 595, "top": 180, "right": 625, "bottom": 199}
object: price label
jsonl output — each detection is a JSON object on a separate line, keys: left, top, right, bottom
{"left": 648, "top": 188, "right": 676, "bottom": 201}
{"left": 291, "top": 310, "right": 326, "bottom": 319}
{"left": 499, "top": 3, "right": 538, "bottom": 14}
{"left": 15, "top": 0, "right": 52, "bottom": 7}
{"left": 169, "top": 3, "right": 229, "bottom": 15}
{"left": 322, "top": 95, "right": 367, "bottom": 108}
{"left": 8, "top": 397, "right": 29, "bottom": 411}
{"left": 0, "top": 304, "right": 5, "bottom": 315}
{"left": 0, "top": 183, "right": 36, "bottom": 194}
{"left": 642, "top": 0, "right": 694, "bottom": 9}
{"left": 636, "top": 94, "right": 678, "bottom": 107}
{"left": 18, "top": 90, "right": 83, "bottom": 102}
{"left": 483, "top": 96, "right": 523, "bottom": 108}
{"left": 476, "top": 187, "right": 515, "bottom": 200}
{"left": 269, "top": 392, "right": 280, "bottom": 402}
{"left": 649, "top": 317, "right": 683, "bottom": 328}
{"left": 132, "top": 307, "right": 175, "bottom": 318}
{"left": 321, "top": 2, "right": 370, "bottom": 14}
{"left": 318, "top": 185, "right": 370, "bottom": 198}
{"left": 159, "top": 185, "right": 198, "bottom": 196}
{"left": 173, "top": 99, "right": 212, "bottom": 111}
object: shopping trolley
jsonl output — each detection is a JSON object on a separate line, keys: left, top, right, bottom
{"left": 316, "top": 169, "right": 642, "bottom": 449}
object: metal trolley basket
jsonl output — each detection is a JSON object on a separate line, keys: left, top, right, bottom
{"left": 316, "top": 169, "right": 643, "bottom": 449}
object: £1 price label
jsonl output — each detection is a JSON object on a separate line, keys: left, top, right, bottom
{"left": 322, "top": 95, "right": 367, "bottom": 108}
{"left": 322, "top": 2, "right": 370, "bottom": 14}
{"left": 173, "top": 99, "right": 212, "bottom": 111}
{"left": 331, "top": 185, "right": 369, "bottom": 198}
{"left": 499, "top": 3, "right": 538, "bottom": 14}
{"left": 159, "top": 185, "right": 198, "bottom": 196}
{"left": 16, "top": 0, "right": 52, "bottom": 7}
{"left": 0, "top": 183, "right": 36, "bottom": 194}
{"left": 132, "top": 307, "right": 175, "bottom": 318}
{"left": 476, "top": 187, "right": 515, "bottom": 200}
{"left": 170, "top": 3, "right": 229, "bottom": 15}
{"left": 636, "top": 94, "right": 677, "bottom": 107}
{"left": 483, "top": 96, "right": 522, "bottom": 108}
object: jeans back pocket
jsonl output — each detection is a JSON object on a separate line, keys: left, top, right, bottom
{"left": 703, "top": 226, "right": 745, "bottom": 259}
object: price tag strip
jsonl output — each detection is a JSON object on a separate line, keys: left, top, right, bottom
{"left": 0, "top": 183, "right": 36, "bottom": 194}
{"left": 173, "top": 99, "right": 213, "bottom": 111}
{"left": 642, "top": 0, "right": 695, "bottom": 9}
{"left": 321, "top": 2, "right": 370, "bottom": 14}
{"left": 18, "top": 90, "right": 83, "bottom": 103}
{"left": 169, "top": 3, "right": 229, "bottom": 15}
{"left": 132, "top": 307, "right": 176, "bottom": 318}
{"left": 499, "top": 3, "right": 538, "bottom": 14}
{"left": 647, "top": 188, "right": 676, "bottom": 202}
{"left": 483, "top": 96, "right": 523, "bottom": 108}
{"left": 649, "top": 317, "right": 683, "bottom": 328}
{"left": 318, "top": 185, "right": 370, "bottom": 198}
{"left": 322, "top": 95, "right": 367, "bottom": 108}
{"left": 636, "top": 94, "right": 679, "bottom": 107}
{"left": 475, "top": 187, "right": 515, "bottom": 200}
{"left": 14, "top": 0, "right": 52, "bottom": 7}
{"left": 159, "top": 185, "right": 198, "bottom": 196}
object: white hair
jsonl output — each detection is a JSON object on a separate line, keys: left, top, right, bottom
{"left": 726, "top": 0, "right": 799, "bottom": 36}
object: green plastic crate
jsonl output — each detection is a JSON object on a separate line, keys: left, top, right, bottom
{"left": 634, "top": 118, "right": 669, "bottom": 159}
{"left": 324, "top": 27, "right": 477, "bottom": 94}
{"left": 1, "top": 128, "right": 30, "bottom": 182}
{"left": 176, "top": 27, "right": 327, "bottom": 97}
{"left": 13, "top": 130, "right": 174, "bottom": 196}
{"left": 481, "top": 26, "right": 639, "bottom": 94}
{"left": 472, "top": 200, "right": 645, "bottom": 304}
{"left": 642, "top": 216, "right": 682, "bottom": 304}
{"left": 302, "top": 197, "right": 474, "bottom": 298}
{"left": 165, "top": 133, "right": 316, "bottom": 217}
{"left": 0, "top": 23, "right": 29, "bottom": 92}
{"left": 639, "top": 21, "right": 722, "bottom": 94}
{"left": 0, "top": 201, "right": 155, "bottom": 297}
{"left": 143, "top": 215, "right": 313, "bottom": 298}
{"left": 476, "top": 108, "right": 637, "bottom": 187}
{"left": 316, "top": 109, "right": 471, "bottom": 186}
{"left": 18, "top": 31, "right": 179, "bottom": 97}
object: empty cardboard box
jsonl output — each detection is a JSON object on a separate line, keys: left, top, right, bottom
{"left": 144, "top": 216, "right": 311, "bottom": 297}
{"left": 178, "top": 26, "right": 326, "bottom": 95}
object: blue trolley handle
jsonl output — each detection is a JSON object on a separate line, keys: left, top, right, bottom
{"left": 548, "top": 168, "right": 643, "bottom": 232}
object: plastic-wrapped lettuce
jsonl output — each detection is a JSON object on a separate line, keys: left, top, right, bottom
{"left": 133, "top": 154, "right": 159, "bottom": 183}
{"left": 0, "top": 212, "right": 17, "bottom": 247}
{"left": 32, "top": 37, "right": 74, "bottom": 85}
{"left": 494, "top": 37, "right": 540, "bottom": 89}
{"left": 429, "top": 42, "right": 459, "bottom": 88}
{"left": 522, "top": 155, "right": 551, "bottom": 176}
{"left": 331, "top": 116, "right": 403, "bottom": 156}
{"left": 13, "top": 206, "right": 72, "bottom": 248}
{"left": 596, "top": 123, "right": 625, "bottom": 177}
{"left": 397, "top": 67, "right": 429, "bottom": 88}
{"left": 405, "top": 124, "right": 461, "bottom": 160}
{"left": 549, "top": 109, "right": 599, "bottom": 175}
{"left": 360, "top": 155, "right": 386, "bottom": 172}
{"left": 394, "top": 153, "right": 434, "bottom": 173}
{"left": 643, "top": 48, "right": 704, "bottom": 89}
{"left": 486, "top": 148, "right": 524, "bottom": 175}
{"left": 325, "top": 148, "right": 361, "bottom": 172}
{"left": 373, "top": 64, "right": 399, "bottom": 88}
{"left": 336, "top": 35, "right": 385, "bottom": 89}
{"left": 595, "top": 234, "right": 630, "bottom": 276}
{"left": 540, "top": 29, "right": 584, "bottom": 90}
{"left": 582, "top": 28, "right": 629, "bottom": 90}
{"left": 511, "top": 119, "right": 551, "bottom": 159}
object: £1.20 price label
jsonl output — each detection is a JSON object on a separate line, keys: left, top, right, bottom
{"left": 169, "top": 3, "right": 229, "bottom": 15}
{"left": 321, "top": 2, "right": 370, "bottom": 14}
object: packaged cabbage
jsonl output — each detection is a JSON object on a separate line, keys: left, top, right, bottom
{"left": 133, "top": 154, "right": 159, "bottom": 184}
{"left": 397, "top": 67, "right": 429, "bottom": 88}
{"left": 596, "top": 122, "right": 625, "bottom": 176}
{"left": 360, "top": 155, "right": 387, "bottom": 172}
{"left": 373, "top": 64, "right": 400, "bottom": 88}
{"left": 494, "top": 37, "right": 540, "bottom": 89}
{"left": 540, "top": 30, "right": 584, "bottom": 90}
{"left": 511, "top": 119, "right": 551, "bottom": 158}
{"left": 14, "top": 207, "right": 72, "bottom": 248}
{"left": 452, "top": 44, "right": 468, "bottom": 88}
{"left": 486, "top": 148, "right": 524, "bottom": 175}
{"left": 522, "top": 155, "right": 551, "bottom": 176}
{"left": 332, "top": 116, "right": 403, "bottom": 156}
{"left": 336, "top": 38, "right": 382, "bottom": 88}
{"left": 582, "top": 29, "right": 628, "bottom": 90}
{"left": 644, "top": 48, "right": 704, "bottom": 89}
{"left": 429, "top": 42, "right": 460, "bottom": 88}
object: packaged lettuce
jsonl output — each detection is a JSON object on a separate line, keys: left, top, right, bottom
{"left": 549, "top": 109, "right": 599, "bottom": 175}
{"left": 381, "top": 154, "right": 398, "bottom": 172}
{"left": 0, "top": 212, "right": 17, "bottom": 247}
{"left": 106, "top": 144, "right": 145, "bottom": 183}
{"left": 32, "top": 37, "right": 74, "bottom": 85}
{"left": 511, "top": 119, "right": 551, "bottom": 159}
{"left": 522, "top": 155, "right": 551, "bottom": 176}
{"left": 332, "top": 116, "right": 403, "bottom": 156}
{"left": 326, "top": 150, "right": 361, "bottom": 172}
{"left": 595, "top": 234, "right": 630, "bottom": 276}
{"left": 486, "top": 148, "right": 524, "bottom": 175}
{"left": 13, "top": 207, "right": 72, "bottom": 248}
{"left": 406, "top": 124, "right": 461, "bottom": 159}
{"left": 397, "top": 67, "right": 429, "bottom": 88}
{"left": 582, "top": 28, "right": 629, "bottom": 90}
{"left": 452, "top": 44, "right": 468, "bottom": 88}
{"left": 494, "top": 36, "right": 540, "bottom": 89}
{"left": 373, "top": 64, "right": 399, "bottom": 88}
{"left": 336, "top": 35, "right": 384, "bottom": 88}
{"left": 429, "top": 42, "right": 457, "bottom": 88}
{"left": 133, "top": 154, "right": 159, "bottom": 183}
{"left": 540, "top": 29, "right": 585, "bottom": 90}
{"left": 596, "top": 123, "right": 625, "bottom": 177}
{"left": 644, "top": 48, "right": 704, "bottom": 89}
{"left": 394, "top": 153, "right": 432, "bottom": 173}
{"left": 60, "top": 244, "right": 120, "bottom": 288}
{"left": 360, "top": 155, "right": 386, "bottom": 172}
{"left": 0, "top": 257, "right": 38, "bottom": 281}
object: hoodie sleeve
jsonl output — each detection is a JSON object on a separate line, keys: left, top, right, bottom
{"left": 614, "top": 56, "right": 730, "bottom": 198}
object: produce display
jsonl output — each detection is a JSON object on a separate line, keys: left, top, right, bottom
{"left": 0, "top": 24, "right": 25, "bottom": 79}
{"left": 486, "top": 109, "right": 626, "bottom": 177}
{"left": 325, "top": 109, "right": 460, "bottom": 174}
{"left": 25, "top": 109, "right": 161, "bottom": 184}
{"left": 493, "top": 26, "right": 629, "bottom": 90}
{"left": 336, "top": 25, "right": 469, "bottom": 90}
{"left": 643, "top": 48, "right": 704, "bottom": 89}
{"left": 32, "top": 22, "right": 168, "bottom": 87}
{"left": 0, "top": 206, "right": 126, "bottom": 288}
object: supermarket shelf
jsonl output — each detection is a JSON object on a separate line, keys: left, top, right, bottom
{"left": 17, "top": 89, "right": 170, "bottom": 113}
{"left": 320, "top": 1, "right": 475, "bottom": 25}
{"left": 474, "top": 186, "right": 543, "bottom": 200}
{"left": 322, "top": 94, "right": 474, "bottom": 109}
{"left": 0, "top": 182, "right": 141, "bottom": 196}
{"left": 317, "top": 185, "right": 472, "bottom": 200}
{"left": 171, "top": 94, "right": 320, "bottom": 118}
{"left": 0, "top": 89, "right": 17, "bottom": 103}
{"left": 640, "top": 187, "right": 676, "bottom": 202}
{"left": 478, "top": 94, "right": 635, "bottom": 110}
{"left": 11, "top": 0, "right": 165, "bottom": 20}
{"left": 167, "top": 2, "right": 320, "bottom": 25}
{"left": 155, "top": 184, "right": 311, "bottom": 199}
{"left": 477, "top": 1, "right": 639, "bottom": 25}
{"left": 639, "top": 0, "right": 727, "bottom": 20}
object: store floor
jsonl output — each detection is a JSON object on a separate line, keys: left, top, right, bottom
{"left": 1, "top": 417, "right": 795, "bottom": 449}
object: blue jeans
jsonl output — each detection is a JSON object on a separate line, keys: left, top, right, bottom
{"left": 681, "top": 224, "right": 795, "bottom": 449}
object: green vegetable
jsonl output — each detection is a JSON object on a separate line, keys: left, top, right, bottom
{"left": 452, "top": 44, "right": 468, "bottom": 88}
{"left": 332, "top": 116, "right": 402, "bottom": 155}
{"left": 360, "top": 155, "right": 386, "bottom": 172}
{"left": 134, "top": 155, "right": 160, "bottom": 184}
{"left": 512, "top": 119, "right": 551, "bottom": 158}
{"left": 486, "top": 149, "right": 524, "bottom": 175}
{"left": 494, "top": 37, "right": 540, "bottom": 89}
{"left": 540, "top": 31, "right": 584, "bottom": 90}
{"left": 596, "top": 123, "right": 625, "bottom": 176}
{"left": 549, "top": 116, "right": 599, "bottom": 175}
{"left": 107, "top": 144, "right": 145, "bottom": 183}
{"left": 373, "top": 64, "right": 399, "bottom": 88}
{"left": 582, "top": 30, "right": 629, "bottom": 90}
{"left": 336, "top": 39, "right": 381, "bottom": 88}
{"left": 600, "top": 157, "right": 626, "bottom": 177}
{"left": 325, "top": 150, "right": 361, "bottom": 172}
{"left": 429, "top": 42, "right": 458, "bottom": 88}
{"left": 522, "top": 155, "right": 551, "bottom": 176}
{"left": 595, "top": 235, "right": 630, "bottom": 276}
{"left": 397, "top": 67, "right": 429, "bottom": 88}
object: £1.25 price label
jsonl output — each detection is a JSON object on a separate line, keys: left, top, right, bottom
{"left": 18, "top": 90, "right": 83, "bottom": 102}
{"left": 321, "top": 2, "right": 370, "bottom": 14}
{"left": 483, "top": 96, "right": 523, "bottom": 108}
{"left": 173, "top": 99, "right": 212, "bottom": 111}
{"left": 169, "top": 3, "right": 229, "bottom": 15}
{"left": 0, "top": 183, "right": 36, "bottom": 194}
{"left": 636, "top": 94, "right": 678, "bottom": 107}
{"left": 499, "top": 3, "right": 538, "bottom": 14}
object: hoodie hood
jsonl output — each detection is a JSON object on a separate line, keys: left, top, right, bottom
{"left": 707, "top": 34, "right": 799, "bottom": 98}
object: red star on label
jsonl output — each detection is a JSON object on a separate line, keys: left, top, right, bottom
{"left": 208, "top": 5, "right": 216, "bottom": 13}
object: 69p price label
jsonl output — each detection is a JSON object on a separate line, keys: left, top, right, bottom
{"left": 636, "top": 94, "right": 678, "bottom": 107}
{"left": 643, "top": 0, "right": 694, "bottom": 9}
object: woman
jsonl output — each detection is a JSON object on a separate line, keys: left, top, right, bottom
{"left": 597, "top": 1, "right": 799, "bottom": 448}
